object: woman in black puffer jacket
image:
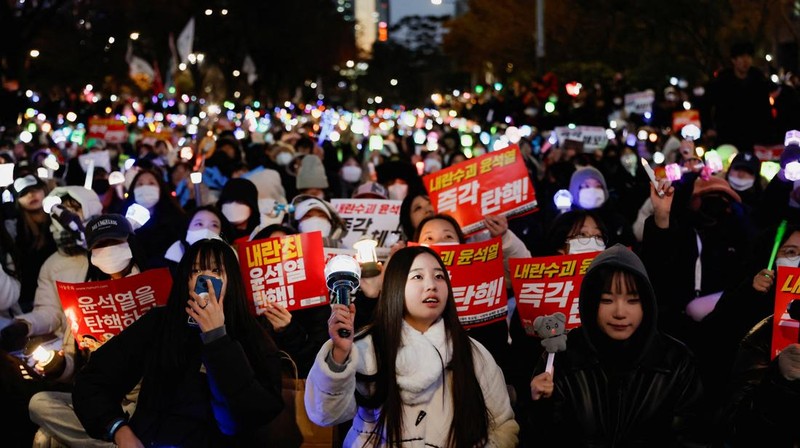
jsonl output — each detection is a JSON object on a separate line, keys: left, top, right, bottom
{"left": 528, "top": 245, "right": 707, "bottom": 447}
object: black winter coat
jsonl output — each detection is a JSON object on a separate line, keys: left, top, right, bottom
{"left": 73, "top": 307, "right": 283, "bottom": 447}
{"left": 530, "top": 327, "right": 706, "bottom": 447}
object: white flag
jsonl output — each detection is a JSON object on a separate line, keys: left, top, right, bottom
{"left": 242, "top": 54, "right": 258, "bottom": 85}
{"left": 129, "top": 55, "right": 155, "bottom": 79}
{"left": 177, "top": 18, "right": 195, "bottom": 63}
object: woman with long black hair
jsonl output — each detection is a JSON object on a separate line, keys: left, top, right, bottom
{"left": 73, "top": 239, "right": 283, "bottom": 447}
{"left": 305, "top": 246, "right": 518, "bottom": 447}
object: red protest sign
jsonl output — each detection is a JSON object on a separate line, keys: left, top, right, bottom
{"left": 510, "top": 252, "right": 599, "bottom": 337}
{"left": 238, "top": 231, "right": 328, "bottom": 314}
{"left": 57, "top": 268, "right": 172, "bottom": 349}
{"left": 423, "top": 145, "right": 537, "bottom": 235}
{"left": 87, "top": 116, "right": 128, "bottom": 144}
{"left": 772, "top": 266, "right": 800, "bottom": 359}
{"left": 672, "top": 109, "right": 701, "bottom": 133}
{"left": 426, "top": 238, "right": 508, "bottom": 328}
{"left": 754, "top": 144, "right": 784, "bottom": 162}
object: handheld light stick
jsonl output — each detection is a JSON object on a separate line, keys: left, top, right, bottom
{"left": 353, "top": 237, "right": 380, "bottom": 278}
{"left": 641, "top": 159, "right": 664, "bottom": 198}
{"left": 325, "top": 255, "right": 361, "bottom": 338}
{"left": 83, "top": 159, "right": 95, "bottom": 190}
{"left": 190, "top": 172, "right": 202, "bottom": 205}
{"left": 767, "top": 220, "right": 788, "bottom": 271}
{"left": 108, "top": 171, "right": 125, "bottom": 199}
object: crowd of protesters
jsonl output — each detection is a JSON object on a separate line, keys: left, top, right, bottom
{"left": 0, "top": 41, "right": 799, "bottom": 447}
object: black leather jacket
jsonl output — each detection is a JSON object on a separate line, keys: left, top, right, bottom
{"left": 530, "top": 327, "right": 706, "bottom": 447}
{"left": 528, "top": 245, "right": 707, "bottom": 447}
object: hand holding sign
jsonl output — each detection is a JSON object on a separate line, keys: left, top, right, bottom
{"left": 264, "top": 302, "right": 292, "bottom": 332}
{"left": 484, "top": 214, "right": 508, "bottom": 239}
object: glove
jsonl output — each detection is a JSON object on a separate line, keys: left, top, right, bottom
{"left": 1, "top": 320, "right": 29, "bottom": 352}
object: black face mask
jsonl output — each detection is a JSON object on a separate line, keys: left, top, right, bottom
{"left": 93, "top": 179, "right": 110, "bottom": 196}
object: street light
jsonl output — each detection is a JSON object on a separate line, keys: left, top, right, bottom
{"left": 129, "top": 32, "right": 140, "bottom": 40}
{"left": 29, "top": 49, "right": 40, "bottom": 58}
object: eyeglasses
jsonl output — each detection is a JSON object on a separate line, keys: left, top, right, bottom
{"left": 778, "top": 246, "right": 800, "bottom": 258}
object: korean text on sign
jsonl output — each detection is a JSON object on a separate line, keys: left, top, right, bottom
{"left": 239, "top": 231, "right": 328, "bottom": 314}
{"left": 510, "top": 252, "right": 599, "bottom": 337}
{"left": 772, "top": 266, "right": 800, "bottom": 359}
{"left": 427, "top": 237, "right": 507, "bottom": 329}
{"left": 57, "top": 268, "right": 172, "bottom": 349}
{"left": 331, "top": 199, "right": 403, "bottom": 251}
{"left": 423, "top": 145, "right": 537, "bottom": 235}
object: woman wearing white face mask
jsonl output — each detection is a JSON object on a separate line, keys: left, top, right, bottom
{"left": 567, "top": 166, "right": 635, "bottom": 248}
{"left": 164, "top": 206, "right": 231, "bottom": 264}
{"left": 125, "top": 168, "right": 186, "bottom": 267}
{"left": 338, "top": 154, "right": 364, "bottom": 198}
{"left": 386, "top": 179, "right": 409, "bottom": 201}
{"left": 84, "top": 214, "right": 146, "bottom": 281}
{"left": 548, "top": 210, "right": 609, "bottom": 256}
{"left": 725, "top": 152, "right": 763, "bottom": 210}
{"left": 290, "top": 195, "right": 348, "bottom": 248}
{"left": 507, "top": 209, "right": 609, "bottom": 415}
{"left": 217, "top": 178, "right": 262, "bottom": 242}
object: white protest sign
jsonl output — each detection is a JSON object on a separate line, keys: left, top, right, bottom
{"left": 78, "top": 150, "right": 112, "bottom": 174}
{"left": 624, "top": 90, "right": 655, "bottom": 116}
{"left": 331, "top": 199, "right": 403, "bottom": 259}
{"left": 0, "top": 164, "right": 14, "bottom": 188}
{"left": 554, "top": 126, "right": 609, "bottom": 151}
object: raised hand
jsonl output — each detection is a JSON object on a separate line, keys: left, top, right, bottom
{"left": 187, "top": 278, "right": 226, "bottom": 333}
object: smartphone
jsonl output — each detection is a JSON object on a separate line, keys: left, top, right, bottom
{"left": 188, "top": 275, "right": 223, "bottom": 327}
{"left": 194, "top": 275, "right": 223, "bottom": 299}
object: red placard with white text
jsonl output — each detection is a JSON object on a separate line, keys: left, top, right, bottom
{"left": 672, "top": 109, "right": 701, "bottom": 133}
{"left": 772, "top": 266, "right": 800, "bottom": 359}
{"left": 425, "top": 238, "right": 508, "bottom": 328}
{"left": 87, "top": 116, "right": 128, "bottom": 143}
{"left": 510, "top": 252, "right": 599, "bottom": 336}
{"left": 57, "top": 268, "right": 172, "bottom": 349}
{"left": 754, "top": 144, "right": 784, "bottom": 162}
{"left": 238, "top": 231, "right": 328, "bottom": 314}
{"left": 423, "top": 145, "right": 537, "bottom": 235}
